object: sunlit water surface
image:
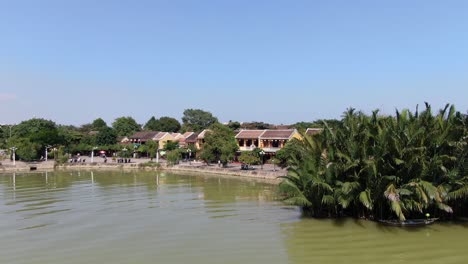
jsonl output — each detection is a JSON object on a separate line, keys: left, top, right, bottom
{"left": 1, "top": 171, "right": 467, "bottom": 264}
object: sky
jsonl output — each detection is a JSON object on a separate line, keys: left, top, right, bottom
{"left": 1, "top": 0, "right": 467, "bottom": 126}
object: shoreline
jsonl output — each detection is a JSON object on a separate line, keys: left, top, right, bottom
{"left": 0, "top": 161, "right": 285, "bottom": 183}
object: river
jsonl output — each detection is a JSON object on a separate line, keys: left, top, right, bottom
{"left": 0, "top": 171, "right": 467, "bottom": 264}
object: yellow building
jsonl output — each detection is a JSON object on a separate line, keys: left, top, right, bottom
{"left": 129, "top": 131, "right": 176, "bottom": 149}
{"left": 235, "top": 129, "right": 301, "bottom": 154}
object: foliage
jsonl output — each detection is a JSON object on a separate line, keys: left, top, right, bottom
{"left": 276, "top": 138, "right": 306, "bottom": 168}
{"left": 166, "top": 150, "right": 181, "bottom": 166}
{"left": 95, "top": 127, "right": 117, "bottom": 146}
{"left": 138, "top": 161, "right": 161, "bottom": 168}
{"left": 91, "top": 118, "right": 108, "bottom": 131}
{"left": 227, "top": 121, "right": 241, "bottom": 131}
{"left": 148, "top": 116, "right": 181, "bottom": 132}
{"left": 78, "top": 123, "right": 94, "bottom": 134}
{"left": 112, "top": 116, "right": 141, "bottom": 136}
{"left": 181, "top": 109, "right": 218, "bottom": 132}
{"left": 279, "top": 104, "right": 468, "bottom": 221}
{"left": 146, "top": 140, "right": 159, "bottom": 160}
{"left": 57, "top": 125, "right": 83, "bottom": 147}
{"left": 164, "top": 140, "right": 179, "bottom": 151}
{"left": 12, "top": 118, "right": 61, "bottom": 148}
{"left": 292, "top": 119, "right": 342, "bottom": 132}
{"left": 240, "top": 122, "right": 272, "bottom": 130}
{"left": 55, "top": 146, "right": 70, "bottom": 164}
{"left": 238, "top": 151, "right": 261, "bottom": 165}
{"left": 0, "top": 126, "right": 5, "bottom": 148}
{"left": 144, "top": 116, "right": 159, "bottom": 131}
{"left": 8, "top": 138, "right": 41, "bottom": 161}
{"left": 198, "top": 123, "right": 238, "bottom": 166}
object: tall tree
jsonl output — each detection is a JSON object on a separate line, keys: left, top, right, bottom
{"left": 182, "top": 109, "right": 218, "bottom": 132}
{"left": 91, "top": 118, "right": 108, "bottom": 131}
{"left": 155, "top": 117, "right": 181, "bottom": 132}
{"left": 144, "top": 116, "right": 181, "bottom": 132}
{"left": 144, "top": 116, "right": 158, "bottom": 131}
{"left": 199, "top": 123, "right": 238, "bottom": 166}
{"left": 7, "top": 137, "right": 41, "bottom": 161}
{"left": 227, "top": 121, "right": 241, "bottom": 131}
{"left": 112, "top": 117, "right": 141, "bottom": 136}
{"left": 146, "top": 140, "right": 159, "bottom": 161}
{"left": 11, "top": 118, "right": 61, "bottom": 147}
{"left": 279, "top": 104, "right": 467, "bottom": 221}
{"left": 95, "top": 127, "right": 118, "bottom": 146}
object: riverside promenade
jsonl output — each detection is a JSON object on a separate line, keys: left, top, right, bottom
{"left": 0, "top": 158, "right": 286, "bottom": 182}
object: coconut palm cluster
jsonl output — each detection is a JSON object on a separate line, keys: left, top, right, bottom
{"left": 279, "top": 104, "right": 467, "bottom": 221}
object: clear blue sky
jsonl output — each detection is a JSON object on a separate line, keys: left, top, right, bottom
{"left": 1, "top": 0, "right": 467, "bottom": 126}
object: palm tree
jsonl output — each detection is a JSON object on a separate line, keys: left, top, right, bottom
{"left": 278, "top": 103, "right": 467, "bottom": 221}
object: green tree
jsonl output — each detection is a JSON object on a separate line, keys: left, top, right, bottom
{"left": 181, "top": 109, "right": 218, "bottom": 132}
{"left": 91, "top": 118, "right": 108, "bottom": 131}
{"left": 166, "top": 150, "right": 183, "bottom": 166}
{"left": 279, "top": 104, "right": 467, "bottom": 221}
{"left": 153, "top": 117, "right": 181, "bottom": 132}
{"left": 10, "top": 118, "right": 61, "bottom": 158}
{"left": 144, "top": 116, "right": 159, "bottom": 130}
{"left": 112, "top": 116, "right": 141, "bottom": 136}
{"left": 78, "top": 123, "right": 94, "bottom": 134}
{"left": 238, "top": 151, "right": 260, "bottom": 165}
{"left": 146, "top": 140, "right": 159, "bottom": 160}
{"left": 158, "top": 116, "right": 181, "bottom": 132}
{"left": 199, "top": 123, "right": 238, "bottom": 166}
{"left": 57, "top": 125, "right": 83, "bottom": 147}
{"left": 164, "top": 140, "right": 179, "bottom": 151}
{"left": 8, "top": 138, "right": 41, "bottom": 161}
{"left": 227, "top": 121, "right": 241, "bottom": 131}
{"left": 95, "top": 127, "right": 117, "bottom": 146}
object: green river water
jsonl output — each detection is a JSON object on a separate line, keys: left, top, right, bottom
{"left": 0, "top": 171, "right": 467, "bottom": 264}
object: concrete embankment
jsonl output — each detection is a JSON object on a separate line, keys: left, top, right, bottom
{"left": 0, "top": 161, "right": 285, "bottom": 183}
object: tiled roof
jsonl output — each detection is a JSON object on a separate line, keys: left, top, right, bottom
{"left": 305, "top": 128, "right": 323, "bottom": 136}
{"left": 171, "top": 133, "right": 184, "bottom": 140}
{"left": 129, "top": 131, "right": 160, "bottom": 141}
{"left": 235, "top": 130, "right": 265, "bottom": 139}
{"left": 185, "top": 133, "right": 199, "bottom": 143}
{"left": 154, "top": 132, "right": 169, "bottom": 140}
{"left": 183, "top": 132, "right": 194, "bottom": 138}
{"left": 197, "top": 129, "right": 211, "bottom": 139}
{"left": 259, "top": 129, "right": 297, "bottom": 139}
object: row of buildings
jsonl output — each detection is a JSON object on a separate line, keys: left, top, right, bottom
{"left": 123, "top": 128, "right": 322, "bottom": 155}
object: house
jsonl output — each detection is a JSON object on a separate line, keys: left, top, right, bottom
{"left": 153, "top": 132, "right": 176, "bottom": 150}
{"left": 171, "top": 133, "right": 184, "bottom": 141}
{"left": 234, "top": 129, "right": 302, "bottom": 154}
{"left": 235, "top": 130, "right": 264, "bottom": 151}
{"left": 178, "top": 132, "right": 198, "bottom": 148}
{"left": 185, "top": 132, "right": 199, "bottom": 148}
{"left": 196, "top": 129, "right": 211, "bottom": 149}
{"left": 129, "top": 131, "right": 160, "bottom": 144}
{"left": 259, "top": 129, "right": 301, "bottom": 153}
{"left": 129, "top": 131, "right": 176, "bottom": 150}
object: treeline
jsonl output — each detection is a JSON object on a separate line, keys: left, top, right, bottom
{"left": 278, "top": 104, "right": 468, "bottom": 220}
{"left": 0, "top": 106, "right": 341, "bottom": 162}
{"left": 0, "top": 109, "right": 218, "bottom": 161}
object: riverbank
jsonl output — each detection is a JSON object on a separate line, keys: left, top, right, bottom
{"left": 0, "top": 159, "right": 285, "bottom": 182}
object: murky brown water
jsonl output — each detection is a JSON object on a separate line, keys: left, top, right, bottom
{"left": 1, "top": 171, "right": 467, "bottom": 264}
